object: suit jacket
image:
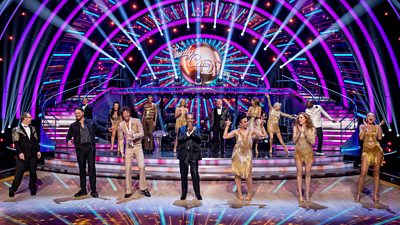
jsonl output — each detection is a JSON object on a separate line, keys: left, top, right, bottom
{"left": 118, "top": 118, "right": 144, "bottom": 150}
{"left": 205, "top": 107, "right": 230, "bottom": 130}
{"left": 66, "top": 120, "right": 103, "bottom": 150}
{"left": 82, "top": 104, "right": 93, "bottom": 119}
{"left": 177, "top": 126, "right": 202, "bottom": 162}
{"left": 12, "top": 124, "right": 40, "bottom": 157}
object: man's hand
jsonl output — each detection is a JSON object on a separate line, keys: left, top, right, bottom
{"left": 108, "top": 127, "right": 114, "bottom": 132}
{"left": 19, "top": 153, "right": 25, "bottom": 160}
{"left": 67, "top": 140, "right": 73, "bottom": 147}
{"left": 37, "top": 152, "right": 42, "bottom": 159}
{"left": 225, "top": 119, "right": 232, "bottom": 127}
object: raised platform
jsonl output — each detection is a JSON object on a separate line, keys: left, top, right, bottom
{"left": 38, "top": 149, "right": 359, "bottom": 180}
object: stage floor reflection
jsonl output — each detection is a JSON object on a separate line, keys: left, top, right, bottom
{"left": 1, "top": 172, "right": 399, "bottom": 224}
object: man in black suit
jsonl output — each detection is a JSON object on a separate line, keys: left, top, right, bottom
{"left": 9, "top": 112, "right": 41, "bottom": 197}
{"left": 177, "top": 113, "right": 202, "bottom": 200}
{"left": 81, "top": 97, "right": 93, "bottom": 120}
{"left": 203, "top": 99, "right": 230, "bottom": 156}
{"left": 66, "top": 107, "right": 102, "bottom": 198}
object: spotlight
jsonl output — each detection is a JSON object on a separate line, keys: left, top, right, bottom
{"left": 134, "top": 77, "right": 141, "bottom": 86}
{"left": 239, "top": 76, "right": 245, "bottom": 85}
{"left": 153, "top": 77, "right": 159, "bottom": 85}
{"left": 389, "top": 129, "right": 392, "bottom": 132}
{"left": 382, "top": 133, "right": 385, "bottom": 137}
{"left": 397, "top": 134, "right": 399, "bottom": 137}
{"left": 173, "top": 28, "right": 178, "bottom": 33}
{"left": 8, "top": 125, "right": 11, "bottom": 128}
{"left": 279, "top": 65, "right": 284, "bottom": 69}
{"left": 195, "top": 77, "right": 202, "bottom": 85}
{"left": 0, "top": 58, "right": 2, "bottom": 61}
{"left": 217, "top": 76, "right": 224, "bottom": 85}
{"left": 240, "top": 32, "right": 244, "bottom": 36}
{"left": 129, "top": 57, "right": 133, "bottom": 61}
{"left": 186, "top": 25, "right": 190, "bottom": 30}
{"left": 9, "top": 36, "right": 13, "bottom": 40}
{"left": 174, "top": 76, "right": 181, "bottom": 85}
{"left": 258, "top": 78, "right": 264, "bottom": 86}
{"left": 1, "top": 130, "right": 4, "bottom": 134}
{"left": 148, "top": 39, "right": 153, "bottom": 44}
{"left": 132, "top": 4, "right": 137, "bottom": 9}
{"left": 201, "top": 24, "right": 204, "bottom": 29}
{"left": 387, "top": 141, "right": 392, "bottom": 146}
{"left": 213, "top": 25, "right": 216, "bottom": 29}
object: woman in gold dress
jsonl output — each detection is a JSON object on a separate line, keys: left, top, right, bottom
{"left": 293, "top": 112, "right": 316, "bottom": 203}
{"left": 109, "top": 101, "right": 122, "bottom": 152}
{"left": 247, "top": 98, "right": 262, "bottom": 154}
{"left": 173, "top": 99, "right": 188, "bottom": 153}
{"left": 265, "top": 93, "right": 296, "bottom": 155}
{"left": 223, "top": 115, "right": 267, "bottom": 201}
{"left": 355, "top": 112, "right": 385, "bottom": 203}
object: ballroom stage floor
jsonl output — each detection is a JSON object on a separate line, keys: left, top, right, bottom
{"left": 1, "top": 171, "right": 399, "bottom": 225}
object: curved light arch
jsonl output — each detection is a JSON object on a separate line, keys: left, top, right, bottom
{"left": 81, "top": 18, "right": 303, "bottom": 92}
{"left": 61, "top": 0, "right": 335, "bottom": 101}
{"left": 16, "top": 0, "right": 69, "bottom": 118}
{"left": 134, "top": 34, "right": 269, "bottom": 87}
{"left": 31, "top": 0, "right": 90, "bottom": 118}
{"left": 340, "top": 0, "right": 391, "bottom": 121}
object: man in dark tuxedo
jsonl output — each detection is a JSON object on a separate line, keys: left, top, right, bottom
{"left": 203, "top": 99, "right": 230, "bottom": 156}
{"left": 9, "top": 112, "right": 41, "bottom": 197}
{"left": 177, "top": 113, "right": 202, "bottom": 200}
{"left": 81, "top": 97, "right": 93, "bottom": 120}
{"left": 66, "top": 107, "right": 103, "bottom": 198}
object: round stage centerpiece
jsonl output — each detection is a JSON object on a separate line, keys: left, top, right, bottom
{"left": 178, "top": 43, "right": 222, "bottom": 85}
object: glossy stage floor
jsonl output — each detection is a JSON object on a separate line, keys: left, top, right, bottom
{"left": 1, "top": 171, "right": 399, "bottom": 224}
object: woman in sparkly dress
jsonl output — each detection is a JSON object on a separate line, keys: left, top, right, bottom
{"left": 355, "top": 112, "right": 385, "bottom": 203}
{"left": 265, "top": 93, "right": 296, "bottom": 155}
{"left": 246, "top": 97, "right": 262, "bottom": 154}
{"left": 223, "top": 115, "right": 267, "bottom": 201}
{"left": 109, "top": 101, "right": 122, "bottom": 152}
{"left": 173, "top": 99, "right": 188, "bottom": 153}
{"left": 293, "top": 112, "right": 316, "bottom": 203}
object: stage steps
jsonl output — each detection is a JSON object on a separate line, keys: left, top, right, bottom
{"left": 38, "top": 151, "right": 358, "bottom": 180}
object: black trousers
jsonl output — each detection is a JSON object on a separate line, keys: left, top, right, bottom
{"left": 76, "top": 144, "right": 96, "bottom": 191}
{"left": 212, "top": 127, "right": 225, "bottom": 154}
{"left": 11, "top": 156, "right": 37, "bottom": 192}
{"left": 179, "top": 160, "right": 200, "bottom": 196}
{"left": 316, "top": 127, "right": 323, "bottom": 153}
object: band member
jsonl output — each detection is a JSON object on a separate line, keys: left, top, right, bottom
{"left": 265, "top": 93, "right": 295, "bottom": 156}
{"left": 118, "top": 107, "right": 151, "bottom": 198}
{"left": 142, "top": 95, "right": 157, "bottom": 152}
{"left": 67, "top": 108, "right": 103, "bottom": 198}
{"left": 355, "top": 112, "right": 385, "bottom": 203}
{"left": 224, "top": 115, "right": 267, "bottom": 201}
{"left": 293, "top": 112, "right": 316, "bottom": 203}
{"left": 203, "top": 99, "right": 230, "bottom": 156}
{"left": 109, "top": 101, "right": 122, "bottom": 152}
{"left": 81, "top": 97, "right": 93, "bottom": 120}
{"left": 9, "top": 113, "right": 41, "bottom": 197}
{"left": 247, "top": 97, "right": 262, "bottom": 154}
{"left": 177, "top": 113, "right": 202, "bottom": 200}
{"left": 305, "top": 101, "right": 336, "bottom": 155}
{"left": 174, "top": 99, "right": 188, "bottom": 153}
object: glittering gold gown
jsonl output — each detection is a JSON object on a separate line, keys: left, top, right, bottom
{"left": 362, "top": 126, "right": 384, "bottom": 166}
{"left": 248, "top": 106, "right": 261, "bottom": 132}
{"left": 294, "top": 129, "right": 316, "bottom": 164}
{"left": 175, "top": 107, "right": 188, "bottom": 131}
{"left": 231, "top": 129, "right": 253, "bottom": 179}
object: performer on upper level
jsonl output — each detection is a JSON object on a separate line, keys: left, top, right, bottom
{"left": 142, "top": 95, "right": 157, "bottom": 153}
{"left": 174, "top": 99, "right": 188, "bottom": 153}
{"left": 247, "top": 97, "right": 262, "bottom": 155}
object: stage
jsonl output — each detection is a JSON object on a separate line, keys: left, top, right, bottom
{"left": 1, "top": 171, "right": 399, "bottom": 224}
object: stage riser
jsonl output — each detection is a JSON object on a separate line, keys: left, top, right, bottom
{"left": 52, "top": 153, "right": 344, "bottom": 164}
{"left": 43, "top": 159, "right": 354, "bottom": 173}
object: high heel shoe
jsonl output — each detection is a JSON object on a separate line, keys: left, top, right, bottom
{"left": 305, "top": 195, "right": 311, "bottom": 203}
{"left": 354, "top": 192, "right": 361, "bottom": 202}
{"left": 238, "top": 194, "right": 244, "bottom": 201}
{"left": 373, "top": 194, "right": 379, "bottom": 204}
{"left": 245, "top": 195, "right": 252, "bottom": 201}
{"left": 298, "top": 194, "right": 304, "bottom": 204}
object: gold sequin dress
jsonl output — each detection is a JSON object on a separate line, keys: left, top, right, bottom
{"left": 362, "top": 126, "right": 384, "bottom": 166}
{"left": 294, "top": 129, "right": 316, "bottom": 164}
{"left": 231, "top": 129, "right": 253, "bottom": 179}
{"left": 266, "top": 97, "right": 294, "bottom": 134}
{"left": 175, "top": 107, "right": 188, "bottom": 131}
{"left": 248, "top": 106, "right": 261, "bottom": 132}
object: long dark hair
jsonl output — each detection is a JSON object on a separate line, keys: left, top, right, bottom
{"left": 110, "top": 101, "right": 121, "bottom": 118}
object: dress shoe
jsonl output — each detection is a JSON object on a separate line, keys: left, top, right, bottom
{"left": 180, "top": 195, "right": 186, "bottom": 200}
{"left": 140, "top": 189, "right": 151, "bottom": 197}
{"left": 74, "top": 190, "right": 88, "bottom": 197}
{"left": 196, "top": 194, "right": 202, "bottom": 200}
{"left": 90, "top": 190, "right": 99, "bottom": 198}
{"left": 30, "top": 190, "right": 37, "bottom": 196}
{"left": 9, "top": 188, "right": 15, "bottom": 198}
{"left": 124, "top": 193, "right": 132, "bottom": 198}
